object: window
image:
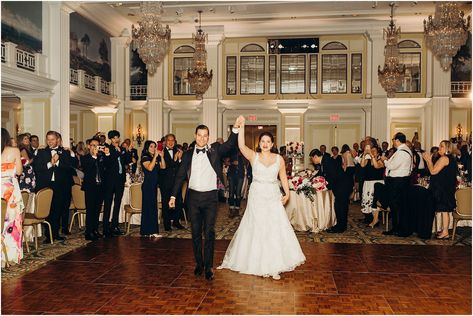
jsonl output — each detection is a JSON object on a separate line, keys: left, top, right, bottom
{"left": 398, "top": 40, "right": 421, "bottom": 49}
{"left": 241, "top": 44, "right": 265, "bottom": 52}
{"left": 174, "top": 45, "right": 195, "bottom": 54}
{"left": 280, "top": 55, "right": 306, "bottom": 94}
{"left": 309, "top": 54, "right": 318, "bottom": 94}
{"left": 226, "top": 56, "right": 237, "bottom": 95}
{"left": 173, "top": 57, "right": 193, "bottom": 95}
{"left": 322, "top": 54, "right": 347, "bottom": 94}
{"left": 397, "top": 53, "right": 421, "bottom": 93}
{"left": 351, "top": 54, "right": 362, "bottom": 93}
{"left": 269, "top": 55, "right": 277, "bottom": 94}
{"left": 240, "top": 56, "right": 265, "bottom": 94}
{"left": 322, "top": 41, "right": 347, "bottom": 50}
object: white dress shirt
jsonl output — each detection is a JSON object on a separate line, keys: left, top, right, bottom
{"left": 167, "top": 148, "right": 173, "bottom": 159}
{"left": 384, "top": 143, "right": 412, "bottom": 177}
{"left": 188, "top": 147, "right": 218, "bottom": 192}
{"left": 47, "top": 148, "right": 60, "bottom": 181}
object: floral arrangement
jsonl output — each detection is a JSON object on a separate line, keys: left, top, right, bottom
{"left": 287, "top": 170, "right": 328, "bottom": 201}
{"left": 286, "top": 141, "right": 304, "bottom": 158}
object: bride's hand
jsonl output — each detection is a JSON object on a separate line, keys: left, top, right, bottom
{"left": 281, "top": 194, "right": 289, "bottom": 205}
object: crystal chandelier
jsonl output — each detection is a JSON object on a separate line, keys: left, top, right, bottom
{"left": 424, "top": 2, "right": 470, "bottom": 71}
{"left": 131, "top": 2, "right": 171, "bottom": 75}
{"left": 188, "top": 11, "right": 213, "bottom": 99}
{"left": 378, "top": 3, "right": 405, "bottom": 98}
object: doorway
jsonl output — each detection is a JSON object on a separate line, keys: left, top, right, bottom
{"left": 229, "top": 124, "right": 277, "bottom": 151}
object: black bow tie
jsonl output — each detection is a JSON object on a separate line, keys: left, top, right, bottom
{"left": 196, "top": 148, "right": 206, "bottom": 154}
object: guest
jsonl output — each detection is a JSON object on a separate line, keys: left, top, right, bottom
{"left": 353, "top": 142, "right": 361, "bottom": 156}
{"left": 381, "top": 141, "right": 389, "bottom": 157}
{"left": 102, "top": 130, "right": 130, "bottom": 237}
{"left": 159, "top": 134, "right": 185, "bottom": 231}
{"left": 228, "top": 149, "right": 245, "bottom": 218}
{"left": 98, "top": 134, "right": 107, "bottom": 146}
{"left": 123, "top": 138, "right": 139, "bottom": 174}
{"left": 319, "top": 145, "right": 331, "bottom": 159}
{"left": 1, "top": 128, "right": 24, "bottom": 266}
{"left": 34, "top": 131, "right": 72, "bottom": 242}
{"left": 331, "top": 146, "right": 342, "bottom": 169}
{"left": 140, "top": 140, "right": 166, "bottom": 237}
{"left": 413, "top": 141, "right": 426, "bottom": 177}
{"left": 182, "top": 142, "right": 189, "bottom": 152}
{"left": 381, "top": 132, "right": 412, "bottom": 236}
{"left": 423, "top": 140, "right": 458, "bottom": 239}
{"left": 30, "top": 135, "right": 40, "bottom": 155}
{"left": 360, "top": 146, "right": 385, "bottom": 228}
{"left": 17, "top": 133, "right": 36, "bottom": 192}
{"left": 310, "top": 148, "right": 352, "bottom": 233}
{"left": 80, "top": 138, "right": 105, "bottom": 241}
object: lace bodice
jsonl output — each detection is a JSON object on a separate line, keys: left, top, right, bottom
{"left": 252, "top": 153, "right": 280, "bottom": 184}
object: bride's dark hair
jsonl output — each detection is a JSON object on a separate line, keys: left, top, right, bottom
{"left": 256, "top": 132, "right": 275, "bottom": 153}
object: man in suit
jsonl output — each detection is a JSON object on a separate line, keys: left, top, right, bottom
{"left": 310, "top": 148, "right": 353, "bottom": 233}
{"left": 160, "top": 133, "right": 185, "bottom": 231}
{"left": 169, "top": 117, "right": 242, "bottom": 280}
{"left": 319, "top": 145, "right": 331, "bottom": 159}
{"left": 102, "top": 130, "right": 130, "bottom": 237}
{"left": 123, "top": 138, "right": 139, "bottom": 174}
{"left": 33, "top": 131, "right": 72, "bottom": 242}
{"left": 227, "top": 149, "right": 245, "bottom": 218}
{"left": 81, "top": 137, "right": 105, "bottom": 241}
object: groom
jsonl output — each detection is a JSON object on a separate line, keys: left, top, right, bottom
{"left": 169, "top": 116, "right": 243, "bottom": 280}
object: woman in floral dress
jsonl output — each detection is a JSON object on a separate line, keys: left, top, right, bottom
{"left": 17, "top": 133, "right": 36, "bottom": 192}
{"left": 1, "top": 128, "right": 24, "bottom": 266}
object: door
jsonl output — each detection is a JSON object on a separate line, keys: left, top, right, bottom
{"left": 230, "top": 124, "right": 277, "bottom": 151}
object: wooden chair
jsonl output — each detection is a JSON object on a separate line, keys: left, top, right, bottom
{"left": 377, "top": 201, "right": 391, "bottom": 232}
{"left": 124, "top": 183, "right": 142, "bottom": 234}
{"left": 452, "top": 188, "right": 472, "bottom": 241}
{"left": 1, "top": 198, "right": 9, "bottom": 267}
{"left": 69, "top": 184, "right": 87, "bottom": 232}
{"left": 23, "top": 188, "right": 54, "bottom": 251}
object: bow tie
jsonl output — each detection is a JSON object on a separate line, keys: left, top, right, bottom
{"left": 196, "top": 148, "right": 207, "bottom": 154}
{"left": 50, "top": 147, "right": 59, "bottom": 151}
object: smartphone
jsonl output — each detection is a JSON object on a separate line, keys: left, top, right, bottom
{"left": 157, "top": 142, "right": 164, "bottom": 151}
{"left": 97, "top": 145, "right": 105, "bottom": 151}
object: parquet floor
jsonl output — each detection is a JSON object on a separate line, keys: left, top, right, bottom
{"left": 2, "top": 237, "right": 471, "bottom": 315}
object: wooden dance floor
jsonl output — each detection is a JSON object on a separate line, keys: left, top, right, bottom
{"left": 2, "top": 237, "right": 471, "bottom": 314}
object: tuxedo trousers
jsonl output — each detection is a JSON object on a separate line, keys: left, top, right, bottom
{"left": 85, "top": 186, "right": 103, "bottom": 234}
{"left": 103, "top": 179, "right": 125, "bottom": 232}
{"left": 187, "top": 189, "right": 218, "bottom": 269}
{"left": 332, "top": 180, "right": 353, "bottom": 230}
{"left": 46, "top": 182, "right": 68, "bottom": 238}
{"left": 385, "top": 176, "right": 410, "bottom": 234}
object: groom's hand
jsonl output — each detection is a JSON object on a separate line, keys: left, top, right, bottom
{"left": 169, "top": 197, "right": 176, "bottom": 209}
{"left": 234, "top": 115, "right": 245, "bottom": 128}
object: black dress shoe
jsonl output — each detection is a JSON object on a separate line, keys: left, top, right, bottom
{"left": 172, "top": 222, "right": 185, "bottom": 230}
{"left": 62, "top": 230, "right": 71, "bottom": 236}
{"left": 54, "top": 235, "right": 66, "bottom": 241}
{"left": 93, "top": 230, "right": 103, "bottom": 238}
{"left": 85, "top": 232, "right": 98, "bottom": 241}
{"left": 111, "top": 227, "right": 124, "bottom": 236}
{"left": 194, "top": 265, "right": 204, "bottom": 276}
{"left": 103, "top": 231, "right": 114, "bottom": 238}
{"left": 326, "top": 227, "right": 341, "bottom": 233}
{"left": 205, "top": 268, "right": 214, "bottom": 281}
{"left": 164, "top": 227, "right": 172, "bottom": 232}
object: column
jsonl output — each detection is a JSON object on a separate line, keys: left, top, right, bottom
{"left": 147, "top": 60, "right": 164, "bottom": 141}
{"left": 111, "top": 36, "right": 130, "bottom": 134}
{"left": 431, "top": 54, "right": 451, "bottom": 145}
{"left": 368, "top": 30, "right": 389, "bottom": 141}
{"left": 44, "top": 3, "right": 72, "bottom": 147}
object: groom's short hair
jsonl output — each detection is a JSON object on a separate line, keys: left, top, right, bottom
{"left": 195, "top": 124, "right": 209, "bottom": 135}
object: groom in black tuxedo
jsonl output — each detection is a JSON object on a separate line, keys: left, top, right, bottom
{"left": 169, "top": 117, "right": 242, "bottom": 280}
{"left": 310, "top": 148, "right": 353, "bottom": 233}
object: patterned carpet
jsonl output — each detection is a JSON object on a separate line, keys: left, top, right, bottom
{"left": 2, "top": 201, "right": 471, "bottom": 280}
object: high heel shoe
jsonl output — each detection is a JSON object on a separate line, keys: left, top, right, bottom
{"left": 367, "top": 221, "right": 379, "bottom": 228}
{"left": 150, "top": 233, "right": 163, "bottom": 238}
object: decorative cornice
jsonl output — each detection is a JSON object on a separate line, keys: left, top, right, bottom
{"left": 70, "top": 85, "right": 119, "bottom": 108}
{"left": 1, "top": 66, "right": 58, "bottom": 94}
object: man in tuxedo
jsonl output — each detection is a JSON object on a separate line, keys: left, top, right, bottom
{"left": 33, "top": 131, "right": 72, "bottom": 242}
{"left": 30, "top": 135, "right": 39, "bottom": 156}
{"left": 160, "top": 133, "right": 185, "bottom": 231}
{"left": 169, "top": 117, "right": 242, "bottom": 280}
{"left": 102, "top": 130, "right": 130, "bottom": 237}
{"left": 81, "top": 138, "right": 105, "bottom": 241}
{"left": 123, "top": 138, "right": 139, "bottom": 174}
{"left": 310, "top": 148, "right": 353, "bottom": 233}
{"left": 319, "top": 145, "right": 331, "bottom": 159}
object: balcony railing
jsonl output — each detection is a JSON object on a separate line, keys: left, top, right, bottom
{"left": 100, "top": 79, "right": 111, "bottom": 95}
{"left": 70, "top": 69, "right": 79, "bottom": 85}
{"left": 70, "top": 68, "right": 114, "bottom": 96}
{"left": 1, "top": 42, "right": 47, "bottom": 76}
{"left": 130, "top": 85, "right": 147, "bottom": 99}
{"left": 451, "top": 81, "right": 471, "bottom": 96}
{"left": 84, "top": 73, "right": 96, "bottom": 90}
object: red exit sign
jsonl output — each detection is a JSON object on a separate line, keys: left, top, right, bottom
{"left": 248, "top": 115, "right": 257, "bottom": 121}
{"left": 330, "top": 114, "right": 340, "bottom": 122}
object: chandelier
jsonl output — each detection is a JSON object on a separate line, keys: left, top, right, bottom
{"left": 424, "top": 2, "right": 470, "bottom": 71}
{"left": 188, "top": 11, "right": 213, "bottom": 99}
{"left": 131, "top": 2, "right": 171, "bottom": 75}
{"left": 378, "top": 3, "right": 405, "bottom": 98}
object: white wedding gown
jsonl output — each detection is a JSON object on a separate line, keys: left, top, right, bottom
{"left": 218, "top": 153, "right": 306, "bottom": 278}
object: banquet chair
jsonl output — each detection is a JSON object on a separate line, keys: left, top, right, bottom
{"left": 23, "top": 188, "right": 54, "bottom": 251}
{"left": 1, "top": 198, "right": 9, "bottom": 267}
{"left": 69, "top": 184, "right": 87, "bottom": 232}
{"left": 20, "top": 190, "right": 31, "bottom": 253}
{"left": 124, "top": 183, "right": 142, "bottom": 234}
{"left": 377, "top": 201, "right": 391, "bottom": 232}
{"left": 452, "top": 188, "right": 472, "bottom": 241}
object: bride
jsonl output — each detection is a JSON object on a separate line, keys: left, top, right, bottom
{"left": 218, "top": 116, "right": 305, "bottom": 280}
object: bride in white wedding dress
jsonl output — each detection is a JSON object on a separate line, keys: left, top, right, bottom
{"left": 217, "top": 116, "right": 306, "bottom": 280}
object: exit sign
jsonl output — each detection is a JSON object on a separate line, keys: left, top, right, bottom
{"left": 248, "top": 115, "right": 257, "bottom": 121}
{"left": 330, "top": 114, "right": 340, "bottom": 122}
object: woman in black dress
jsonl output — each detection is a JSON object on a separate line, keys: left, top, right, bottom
{"left": 140, "top": 141, "right": 166, "bottom": 237}
{"left": 423, "top": 140, "right": 458, "bottom": 239}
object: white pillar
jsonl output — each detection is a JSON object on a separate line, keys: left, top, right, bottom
{"left": 431, "top": 56, "right": 451, "bottom": 145}
{"left": 111, "top": 36, "right": 129, "bottom": 134}
{"left": 368, "top": 30, "right": 389, "bottom": 142}
{"left": 45, "top": 3, "right": 72, "bottom": 147}
{"left": 147, "top": 61, "right": 164, "bottom": 141}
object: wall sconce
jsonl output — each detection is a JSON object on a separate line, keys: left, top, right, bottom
{"left": 132, "top": 124, "right": 145, "bottom": 147}
{"left": 451, "top": 123, "right": 464, "bottom": 144}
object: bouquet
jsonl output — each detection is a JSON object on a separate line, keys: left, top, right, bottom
{"left": 286, "top": 141, "right": 304, "bottom": 158}
{"left": 288, "top": 170, "right": 328, "bottom": 202}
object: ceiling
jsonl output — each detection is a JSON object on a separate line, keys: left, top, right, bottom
{"left": 71, "top": 1, "right": 472, "bottom": 38}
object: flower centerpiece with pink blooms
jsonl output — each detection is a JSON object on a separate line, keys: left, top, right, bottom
{"left": 287, "top": 170, "right": 328, "bottom": 201}
{"left": 286, "top": 141, "right": 304, "bottom": 158}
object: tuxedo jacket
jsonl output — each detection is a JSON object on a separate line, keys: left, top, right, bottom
{"left": 319, "top": 155, "right": 351, "bottom": 195}
{"left": 171, "top": 132, "right": 238, "bottom": 198}
{"left": 103, "top": 144, "right": 131, "bottom": 184}
{"left": 80, "top": 154, "right": 105, "bottom": 191}
{"left": 33, "top": 147, "right": 72, "bottom": 191}
{"left": 159, "top": 146, "right": 181, "bottom": 190}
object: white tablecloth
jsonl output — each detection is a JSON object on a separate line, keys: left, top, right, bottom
{"left": 285, "top": 190, "right": 336, "bottom": 233}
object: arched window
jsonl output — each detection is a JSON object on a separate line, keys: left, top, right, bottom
{"left": 398, "top": 40, "right": 421, "bottom": 49}
{"left": 174, "top": 45, "right": 195, "bottom": 54}
{"left": 241, "top": 44, "right": 265, "bottom": 52}
{"left": 322, "top": 41, "right": 347, "bottom": 50}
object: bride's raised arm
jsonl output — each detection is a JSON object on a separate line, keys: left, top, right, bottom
{"left": 237, "top": 116, "right": 255, "bottom": 163}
